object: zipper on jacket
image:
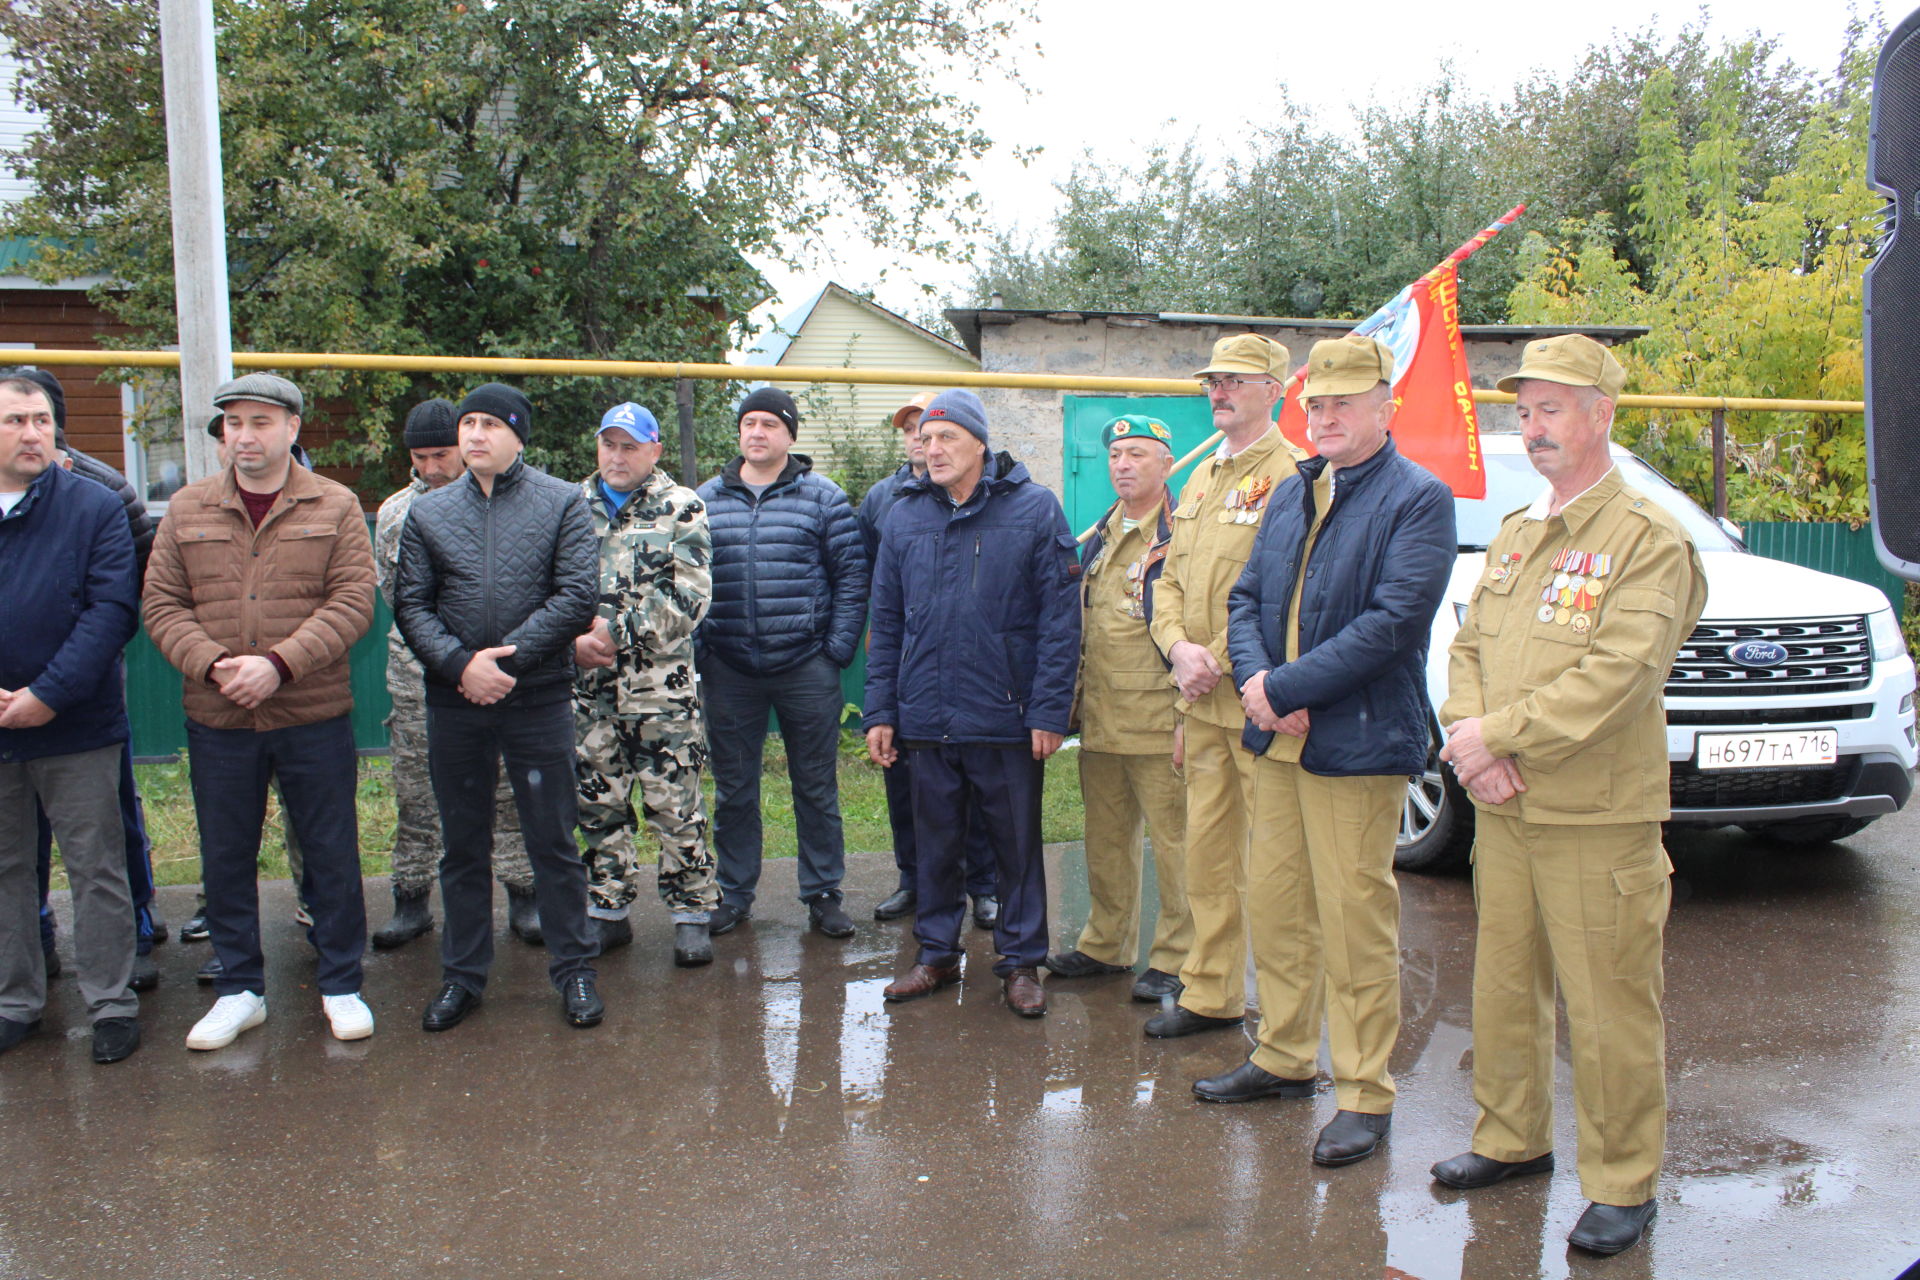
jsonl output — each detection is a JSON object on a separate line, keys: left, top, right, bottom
{"left": 482, "top": 488, "right": 496, "bottom": 644}
{"left": 971, "top": 535, "right": 981, "bottom": 591}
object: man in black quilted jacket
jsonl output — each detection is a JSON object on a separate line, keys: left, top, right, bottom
{"left": 696, "top": 388, "right": 870, "bottom": 939}
{"left": 394, "top": 383, "right": 604, "bottom": 1033}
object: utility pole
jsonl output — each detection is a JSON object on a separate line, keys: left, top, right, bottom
{"left": 158, "top": 0, "right": 233, "bottom": 482}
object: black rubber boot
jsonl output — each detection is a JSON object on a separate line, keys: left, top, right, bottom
{"left": 370, "top": 888, "right": 434, "bottom": 951}
{"left": 507, "top": 886, "right": 545, "bottom": 947}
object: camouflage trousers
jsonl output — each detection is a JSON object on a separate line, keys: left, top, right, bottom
{"left": 575, "top": 702, "right": 718, "bottom": 921}
{"left": 387, "top": 656, "right": 533, "bottom": 896}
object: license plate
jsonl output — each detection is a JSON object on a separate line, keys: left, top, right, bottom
{"left": 1696, "top": 729, "right": 1839, "bottom": 770}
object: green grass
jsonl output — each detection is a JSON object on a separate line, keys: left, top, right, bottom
{"left": 62, "top": 735, "right": 1088, "bottom": 889}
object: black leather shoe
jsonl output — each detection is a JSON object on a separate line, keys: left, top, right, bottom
{"left": 592, "top": 916, "right": 634, "bottom": 953}
{"left": 1568, "top": 1200, "right": 1657, "bottom": 1255}
{"left": 673, "top": 922, "right": 713, "bottom": 968}
{"left": 421, "top": 983, "right": 481, "bottom": 1032}
{"left": 147, "top": 911, "right": 168, "bottom": 943}
{"left": 808, "top": 894, "right": 855, "bottom": 939}
{"left": 873, "top": 888, "right": 917, "bottom": 921}
{"left": 371, "top": 889, "right": 434, "bottom": 950}
{"left": 43, "top": 946, "right": 60, "bottom": 978}
{"left": 178, "top": 911, "right": 210, "bottom": 943}
{"left": 1145, "top": 1005, "right": 1244, "bottom": 1039}
{"left": 0, "top": 1017, "right": 41, "bottom": 1053}
{"left": 971, "top": 895, "right": 999, "bottom": 931}
{"left": 91, "top": 1017, "right": 141, "bottom": 1064}
{"left": 1313, "top": 1110, "right": 1390, "bottom": 1166}
{"left": 1192, "top": 1058, "right": 1314, "bottom": 1102}
{"left": 196, "top": 954, "right": 224, "bottom": 985}
{"left": 708, "top": 902, "right": 749, "bottom": 935}
{"left": 1132, "top": 968, "right": 1183, "bottom": 1002}
{"left": 1430, "top": 1150, "right": 1556, "bottom": 1190}
{"left": 506, "top": 886, "right": 544, "bottom": 946}
{"left": 562, "top": 973, "right": 604, "bottom": 1028}
{"left": 130, "top": 953, "right": 159, "bottom": 992}
{"left": 1044, "top": 949, "right": 1130, "bottom": 978}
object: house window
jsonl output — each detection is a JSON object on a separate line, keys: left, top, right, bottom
{"left": 121, "top": 373, "right": 188, "bottom": 509}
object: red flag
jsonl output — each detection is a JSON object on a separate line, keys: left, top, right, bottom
{"left": 1277, "top": 264, "right": 1486, "bottom": 498}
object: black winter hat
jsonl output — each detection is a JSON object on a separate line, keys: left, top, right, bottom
{"left": 456, "top": 382, "right": 533, "bottom": 442}
{"left": 736, "top": 386, "right": 800, "bottom": 438}
{"left": 403, "top": 398, "right": 460, "bottom": 449}
{"left": 4, "top": 367, "right": 66, "bottom": 444}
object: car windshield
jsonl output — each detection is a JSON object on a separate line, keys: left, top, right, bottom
{"left": 1454, "top": 442, "right": 1740, "bottom": 553}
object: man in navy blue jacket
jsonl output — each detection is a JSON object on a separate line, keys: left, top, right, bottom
{"left": 697, "top": 388, "right": 869, "bottom": 939}
{"left": 1202, "top": 336, "right": 1454, "bottom": 1166}
{"left": 0, "top": 374, "right": 142, "bottom": 1064}
{"left": 864, "top": 390, "right": 1081, "bottom": 1018}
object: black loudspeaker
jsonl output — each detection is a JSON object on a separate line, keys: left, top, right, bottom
{"left": 1868, "top": 5, "right": 1920, "bottom": 581}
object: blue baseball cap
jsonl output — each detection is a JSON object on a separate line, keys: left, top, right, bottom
{"left": 597, "top": 402, "right": 660, "bottom": 443}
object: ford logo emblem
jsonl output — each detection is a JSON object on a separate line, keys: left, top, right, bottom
{"left": 1729, "top": 640, "right": 1790, "bottom": 668}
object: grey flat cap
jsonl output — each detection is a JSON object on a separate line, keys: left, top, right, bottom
{"left": 211, "top": 372, "right": 303, "bottom": 416}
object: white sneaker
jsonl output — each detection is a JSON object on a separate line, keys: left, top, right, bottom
{"left": 186, "top": 992, "right": 267, "bottom": 1051}
{"left": 322, "top": 992, "right": 374, "bottom": 1041}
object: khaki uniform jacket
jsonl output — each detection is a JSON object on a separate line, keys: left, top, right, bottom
{"left": 1078, "top": 500, "right": 1177, "bottom": 754}
{"left": 1149, "top": 427, "right": 1300, "bottom": 729}
{"left": 1441, "top": 467, "right": 1707, "bottom": 825}
{"left": 145, "top": 464, "right": 376, "bottom": 732}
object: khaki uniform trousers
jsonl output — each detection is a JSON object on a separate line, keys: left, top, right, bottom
{"left": 1246, "top": 760, "right": 1403, "bottom": 1113}
{"left": 1469, "top": 810, "right": 1670, "bottom": 1205}
{"left": 1075, "top": 749, "right": 1190, "bottom": 973}
{"left": 1174, "top": 718, "right": 1258, "bottom": 1018}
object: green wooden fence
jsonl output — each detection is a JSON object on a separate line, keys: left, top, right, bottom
{"left": 1743, "top": 521, "right": 1907, "bottom": 615}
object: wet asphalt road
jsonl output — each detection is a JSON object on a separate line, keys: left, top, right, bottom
{"left": 4, "top": 810, "right": 1919, "bottom": 1280}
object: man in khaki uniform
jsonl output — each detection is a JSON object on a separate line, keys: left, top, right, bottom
{"left": 1433, "top": 335, "right": 1706, "bottom": 1257}
{"left": 1204, "top": 337, "right": 1455, "bottom": 1169}
{"left": 1145, "top": 333, "right": 1300, "bottom": 1037}
{"left": 1045, "top": 414, "right": 1191, "bottom": 1001}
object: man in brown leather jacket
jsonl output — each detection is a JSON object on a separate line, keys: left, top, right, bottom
{"left": 145, "top": 373, "right": 376, "bottom": 1051}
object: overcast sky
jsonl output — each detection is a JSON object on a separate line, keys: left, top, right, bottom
{"left": 741, "top": 0, "right": 1881, "bottom": 345}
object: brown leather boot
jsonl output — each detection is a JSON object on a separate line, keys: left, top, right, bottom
{"left": 1003, "top": 967, "right": 1047, "bottom": 1017}
{"left": 883, "top": 962, "right": 962, "bottom": 1002}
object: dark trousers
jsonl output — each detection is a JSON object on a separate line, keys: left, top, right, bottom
{"left": 882, "top": 752, "right": 997, "bottom": 899}
{"left": 906, "top": 743, "right": 1048, "bottom": 977}
{"left": 426, "top": 698, "right": 595, "bottom": 994}
{"left": 704, "top": 650, "right": 847, "bottom": 909}
{"left": 186, "top": 715, "right": 366, "bottom": 997}
{"left": 36, "top": 738, "right": 156, "bottom": 954}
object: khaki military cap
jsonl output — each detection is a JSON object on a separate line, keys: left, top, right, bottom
{"left": 1497, "top": 334, "right": 1628, "bottom": 400}
{"left": 1192, "top": 333, "right": 1291, "bottom": 380}
{"left": 1298, "top": 335, "right": 1396, "bottom": 402}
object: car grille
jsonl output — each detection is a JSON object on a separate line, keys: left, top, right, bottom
{"left": 1669, "top": 758, "right": 1858, "bottom": 809}
{"left": 1666, "top": 704, "right": 1873, "bottom": 726}
{"left": 1666, "top": 616, "right": 1872, "bottom": 699}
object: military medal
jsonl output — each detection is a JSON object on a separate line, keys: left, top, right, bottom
{"left": 1571, "top": 613, "right": 1592, "bottom": 635}
{"left": 1537, "top": 604, "right": 1555, "bottom": 623}
{"left": 1555, "top": 607, "right": 1571, "bottom": 625}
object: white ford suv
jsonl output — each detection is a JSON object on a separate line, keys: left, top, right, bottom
{"left": 1397, "top": 434, "right": 1918, "bottom": 871}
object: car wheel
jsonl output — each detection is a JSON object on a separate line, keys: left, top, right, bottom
{"left": 1740, "top": 816, "right": 1874, "bottom": 847}
{"left": 1396, "top": 733, "right": 1475, "bottom": 874}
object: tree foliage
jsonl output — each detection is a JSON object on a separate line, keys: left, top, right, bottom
{"left": 0, "top": 0, "right": 1025, "bottom": 486}
{"left": 1508, "top": 21, "right": 1881, "bottom": 523}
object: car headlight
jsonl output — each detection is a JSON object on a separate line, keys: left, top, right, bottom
{"left": 1868, "top": 608, "right": 1908, "bottom": 661}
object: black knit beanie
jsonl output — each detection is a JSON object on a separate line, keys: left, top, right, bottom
{"left": 456, "top": 383, "right": 533, "bottom": 442}
{"left": 736, "top": 386, "right": 800, "bottom": 438}
{"left": 403, "top": 398, "right": 460, "bottom": 449}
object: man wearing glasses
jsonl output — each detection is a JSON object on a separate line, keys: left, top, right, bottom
{"left": 1146, "top": 334, "right": 1301, "bottom": 1040}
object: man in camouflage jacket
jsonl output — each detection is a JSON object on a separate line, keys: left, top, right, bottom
{"left": 371, "top": 399, "right": 538, "bottom": 950}
{"left": 572, "top": 403, "right": 719, "bottom": 969}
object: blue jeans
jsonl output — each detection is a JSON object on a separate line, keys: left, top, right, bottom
{"left": 186, "top": 715, "right": 366, "bottom": 997}
{"left": 703, "top": 650, "right": 846, "bottom": 910}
